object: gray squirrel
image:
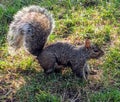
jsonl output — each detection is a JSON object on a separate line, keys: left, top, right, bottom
{"left": 7, "top": 5, "right": 104, "bottom": 80}
{"left": 37, "top": 40, "right": 104, "bottom": 79}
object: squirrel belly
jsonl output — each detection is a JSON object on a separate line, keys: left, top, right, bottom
{"left": 7, "top": 5, "right": 55, "bottom": 56}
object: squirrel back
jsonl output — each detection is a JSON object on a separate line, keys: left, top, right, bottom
{"left": 7, "top": 5, "right": 54, "bottom": 56}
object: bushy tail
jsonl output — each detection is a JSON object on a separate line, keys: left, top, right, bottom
{"left": 7, "top": 5, "right": 55, "bottom": 56}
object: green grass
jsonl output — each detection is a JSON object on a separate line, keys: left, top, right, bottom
{"left": 0, "top": 0, "right": 120, "bottom": 102}
{"left": 90, "top": 88, "right": 120, "bottom": 102}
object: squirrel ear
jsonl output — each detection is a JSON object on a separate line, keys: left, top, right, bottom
{"left": 85, "top": 38, "right": 91, "bottom": 48}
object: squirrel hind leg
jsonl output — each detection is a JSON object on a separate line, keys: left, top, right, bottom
{"left": 44, "top": 63, "right": 55, "bottom": 74}
{"left": 54, "top": 63, "right": 64, "bottom": 73}
{"left": 38, "top": 52, "right": 56, "bottom": 74}
{"left": 44, "top": 68, "right": 54, "bottom": 74}
{"left": 44, "top": 62, "right": 62, "bottom": 74}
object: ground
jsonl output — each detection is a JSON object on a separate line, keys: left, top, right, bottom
{"left": 0, "top": 0, "right": 120, "bottom": 102}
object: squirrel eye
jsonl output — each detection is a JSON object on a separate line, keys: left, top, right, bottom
{"left": 28, "top": 29, "right": 31, "bottom": 33}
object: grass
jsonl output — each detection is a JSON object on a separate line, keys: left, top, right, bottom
{"left": 0, "top": 0, "right": 120, "bottom": 102}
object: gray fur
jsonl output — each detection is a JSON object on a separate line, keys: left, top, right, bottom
{"left": 37, "top": 42, "right": 104, "bottom": 79}
{"left": 7, "top": 5, "right": 54, "bottom": 55}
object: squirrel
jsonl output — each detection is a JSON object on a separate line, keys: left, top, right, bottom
{"left": 7, "top": 5, "right": 104, "bottom": 80}
{"left": 37, "top": 40, "right": 104, "bottom": 80}
{"left": 7, "top": 5, "right": 54, "bottom": 56}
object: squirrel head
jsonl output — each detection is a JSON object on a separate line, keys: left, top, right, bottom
{"left": 84, "top": 39, "right": 104, "bottom": 59}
